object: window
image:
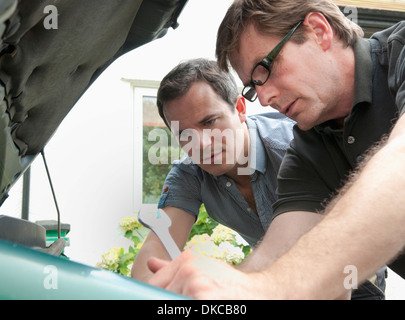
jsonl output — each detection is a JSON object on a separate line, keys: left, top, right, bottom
{"left": 128, "top": 80, "right": 182, "bottom": 212}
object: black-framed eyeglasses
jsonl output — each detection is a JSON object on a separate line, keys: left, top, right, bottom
{"left": 242, "top": 21, "right": 303, "bottom": 102}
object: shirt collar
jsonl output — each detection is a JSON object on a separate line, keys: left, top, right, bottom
{"left": 352, "top": 37, "right": 373, "bottom": 106}
{"left": 315, "top": 38, "right": 373, "bottom": 134}
{"left": 245, "top": 117, "right": 267, "bottom": 175}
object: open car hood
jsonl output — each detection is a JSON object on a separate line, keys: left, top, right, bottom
{"left": 0, "top": 0, "right": 188, "bottom": 205}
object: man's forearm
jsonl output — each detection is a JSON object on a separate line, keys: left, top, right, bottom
{"left": 239, "top": 211, "right": 324, "bottom": 272}
{"left": 261, "top": 120, "right": 405, "bottom": 299}
{"left": 131, "top": 236, "right": 172, "bottom": 282}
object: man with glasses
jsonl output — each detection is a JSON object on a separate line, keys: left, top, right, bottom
{"left": 240, "top": 20, "right": 303, "bottom": 103}
{"left": 148, "top": 0, "right": 405, "bottom": 299}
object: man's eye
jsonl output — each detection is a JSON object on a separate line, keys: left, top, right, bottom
{"left": 178, "top": 128, "right": 197, "bottom": 142}
{"left": 204, "top": 119, "right": 216, "bottom": 126}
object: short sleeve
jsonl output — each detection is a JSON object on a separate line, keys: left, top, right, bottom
{"left": 394, "top": 45, "right": 405, "bottom": 115}
{"left": 158, "top": 162, "right": 203, "bottom": 218}
{"left": 386, "top": 22, "right": 405, "bottom": 115}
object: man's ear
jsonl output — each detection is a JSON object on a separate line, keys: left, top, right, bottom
{"left": 304, "top": 12, "right": 333, "bottom": 51}
{"left": 236, "top": 96, "right": 247, "bottom": 122}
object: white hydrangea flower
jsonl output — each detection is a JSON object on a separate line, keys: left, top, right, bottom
{"left": 185, "top": 234, "right": 222, "bottom": 260}
{"left": 218, "top": 242, "right": 245, "bottom": 265}
{"left": 234, "top": 232, "right": 249, "bottom": 246}
{"left": 211, "top": 224, "right": 235, "bottom": 244}
{"left": 95, "top": 247, "right": 122, "bottom": 272}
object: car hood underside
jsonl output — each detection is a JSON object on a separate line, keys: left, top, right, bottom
{"left": 0, "top": 0, "right": 187, "bottom": 205}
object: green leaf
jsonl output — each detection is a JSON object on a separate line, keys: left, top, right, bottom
{"left": 124, "top": 230, "right": 134, "bottom": 240}
{"left": 242, "top": 246, "right": 252, "bottom": 258}
{"left": 188, "top": 205, "right": 219, "bottom": 240}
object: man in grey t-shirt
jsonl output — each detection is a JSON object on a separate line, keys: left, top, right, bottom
{"left": 131, "top": 58, "right": 297, "bottom": 281}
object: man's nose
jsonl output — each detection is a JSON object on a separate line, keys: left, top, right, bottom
{"left": 199, "top": 130, "right": 212, "bottom": 149}
{"left": 256, "top": 82, "right": 279, "bottom": 107}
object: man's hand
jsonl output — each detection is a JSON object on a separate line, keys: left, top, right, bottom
{"left": 147, "top": 250, "right": 272, "bottom": 299}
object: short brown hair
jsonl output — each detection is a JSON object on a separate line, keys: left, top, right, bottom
{"left": 157, "top": 58, "right": 239, "bottom": 127}
{"left": 216, "top": 0, "right": 364, "bottom": 72}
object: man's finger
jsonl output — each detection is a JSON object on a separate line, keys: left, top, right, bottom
{"left": 147, "top": 257, "right": 170, "bottom": 273}
{"left": 148, "top": 251, "right": 196, "bottom": 290}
